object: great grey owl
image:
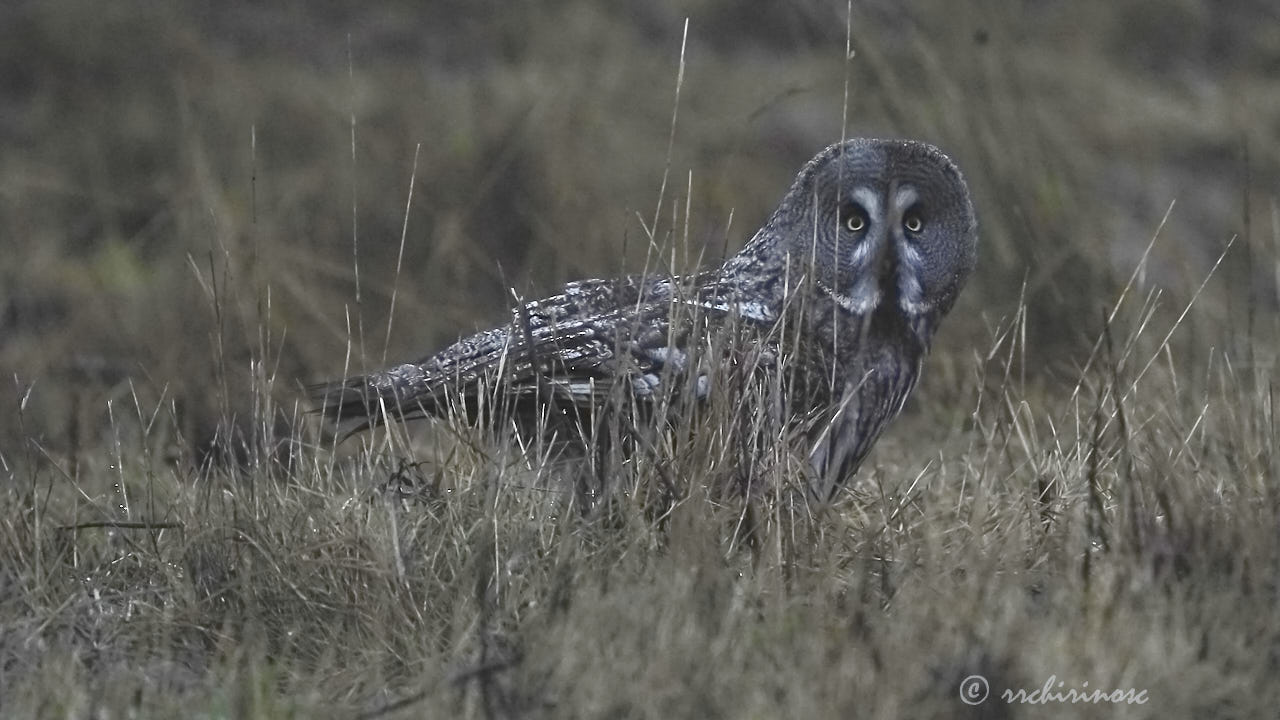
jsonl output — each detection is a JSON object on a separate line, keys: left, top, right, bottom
{"left": 314, "top": 138, "right": 977, "bottom": 500}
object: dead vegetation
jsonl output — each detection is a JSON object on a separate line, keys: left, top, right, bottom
{"left": 2, "top": 2, "right": 1278, "bottom": 717}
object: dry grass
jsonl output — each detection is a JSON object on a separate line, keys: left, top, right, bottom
{"left": 4, "top": 258, "right": 1276, "bottom": 718}
{"left": 3, "top": 2, "right": 1279, "bottom": 718}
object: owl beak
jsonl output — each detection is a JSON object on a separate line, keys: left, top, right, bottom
{"left": 846, "top": 224, "right": 890, "bottom": 314}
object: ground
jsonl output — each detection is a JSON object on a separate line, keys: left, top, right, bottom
{"left": 1, "top": 2, "right": 1278, "bottom": 718}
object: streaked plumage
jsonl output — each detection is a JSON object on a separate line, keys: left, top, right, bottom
{"left": 314, "top": 138, "right": 977, "bottom": 499}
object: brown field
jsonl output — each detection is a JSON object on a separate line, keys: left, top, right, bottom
{"left": 2, "top": 2, "right": 1278, "bottom": 717}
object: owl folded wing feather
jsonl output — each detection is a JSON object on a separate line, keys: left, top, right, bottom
{"left": 310, "top": 274, "right": 707, "bottom": 436}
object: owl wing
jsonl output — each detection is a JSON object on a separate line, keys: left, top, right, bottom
{"left": 311, "top": 272, "right": 769, "bottom": 437}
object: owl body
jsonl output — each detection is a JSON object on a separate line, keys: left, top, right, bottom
{"left": 315, "top": 138, "right": 977, "bottom": 498}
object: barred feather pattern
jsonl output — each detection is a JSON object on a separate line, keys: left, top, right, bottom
{"left": 314, "top": 269, "right": 782, "bottom": 432}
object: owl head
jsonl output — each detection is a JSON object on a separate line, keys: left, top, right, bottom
{"left": 766, "top": 138, "right": 978, "bottom": 339}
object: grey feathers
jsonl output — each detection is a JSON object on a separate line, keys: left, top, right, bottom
{"left": 313, "top": 138, "right": 977, "bottom": 498}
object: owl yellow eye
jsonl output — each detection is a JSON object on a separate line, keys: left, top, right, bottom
{"left": 844, "top": 213, "right": 866, "bottom": 233}
{"left": 903, "top": 213, "right": 923, "bottom": 233}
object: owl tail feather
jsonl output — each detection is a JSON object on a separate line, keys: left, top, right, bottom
{"left": 307, "top": 364, "right": 439, "bottom": 441}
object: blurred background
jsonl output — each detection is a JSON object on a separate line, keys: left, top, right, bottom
{"left": 2, "top": 0, "right": 1277, "bottom": 461}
